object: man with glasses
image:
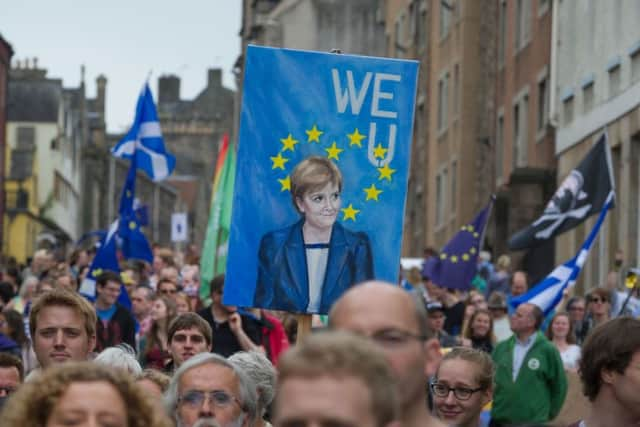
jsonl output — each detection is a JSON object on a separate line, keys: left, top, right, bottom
{"left": 0, "top": 353, "right": 22, "bottom": 410}
{"left": 94, "top": 271, "right": 136, "bottom": 352}
{"left": 158, "top": 278, "right": 180, "bottom": 300}
{"left": 491, "top": 303, "right": 567, "bottom": 426}
{"left": 329, "top": 281, "right": 446, "bottom": 427}
{"left": 165, "top": 352, "right": 258, "bottom": 427}
{"left": 577, "top": 288, "right": 611, "bottom": 343}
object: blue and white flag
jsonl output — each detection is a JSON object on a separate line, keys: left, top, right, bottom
{"left": 511, "top": 192, "right": 615, "bottom": 315}
{"left": 111, "top": 83, "right": 175, "bottom": 181}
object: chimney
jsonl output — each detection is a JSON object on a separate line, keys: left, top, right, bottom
{"left": 208, "top": 68, "right": 222, "bottom": 88}
{"left": 33, "top": 57, "right": 38, "bottom": 69}
{"left": 158, "top": 75, "right": 181, "bottom": 103}
{"left": 96, "top": 75, "right": 107, "bottom": 116}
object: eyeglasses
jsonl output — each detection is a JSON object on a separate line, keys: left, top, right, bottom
{"left": 160, "top": 289, "right": 178, "bottom": 295}
{"left": 178, "top": 390, "right": 242, "bottom": 409}
{"left": 430, "top": 382, "right": 484, "bottom": 400}
{"left": 589, "top": 297, "right": 608, "bottom": 304}
{"left": 369, "top": 329, "right": 427, "bottom": 348}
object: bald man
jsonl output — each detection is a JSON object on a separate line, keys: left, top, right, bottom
{"left": 329, "top": 281, "right": 445, "bottom": 427}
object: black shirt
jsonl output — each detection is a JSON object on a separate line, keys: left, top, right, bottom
{"left": 197, "top": 307, "right": 262, "bottom": 357}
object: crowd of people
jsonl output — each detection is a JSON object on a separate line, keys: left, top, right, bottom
{"left": 0, "top": 245, "right": 638, "bottom": 426}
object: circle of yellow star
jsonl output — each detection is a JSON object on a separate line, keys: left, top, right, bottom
{"left": 347, "top": 128, "right": 366, "bottom": 147}
{"left": 305, "top": 125, "right": 323, "bottom": 143}
{"left": 470, "top": 247, "right": 477, "bottom": 255}
{"left": 278, "top": 176, "right": 291, "bottom": 192}
{"left": 373, "top": 144, "right": 388, "bottom": 159}
{"left": 377, "top": 163, "right": 396, "bottom": 181}
{"left": 440, "top": 253, "right": 447, "bottom": 260}
{"left": 280, "top": 134, "right": 299, "bottom": 152}
{"left": 341, "top": 204, "right": 360, "bottom": 221}
{"left": 450, "top": 255, "right": 458, "bottom": 263}
{"left": 129, "top": 221, "right": 137, "bottom": 230}
{"left": 462, "top": 254, "right": 470, "bottom": 261}
{"left": 271, "top": 153, "right": 289, "bottom": 170}
{"left": 363, "top": 184, "right": 383, "bottom": 201}
{"left": 325, "top": 142, "right": 344, "bottom": 160}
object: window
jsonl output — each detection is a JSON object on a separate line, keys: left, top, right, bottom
{"left": 498, "top": 0, "right": 507, "bottom": 64}
{"left": 609, "top": 64, "right": 621, "bottom": 98}
{"left": 513, "top": 103, "right": 520, "bottom": 171}
{"left": 563, "top": 95, "right": 574, "bottom": 125}
{"left": 440, "top": 1, "right": 451, "bottom": 39}
{"left": 417, "top": 3, "right": 427, "bottom": 51}
{"left": 632, "top": 51, "right": 640, "bottom": 83}
{"left": 496, "top": 114, "right": 504, "bottom": 182}
{"left": 438, "top": 72, "right": 450, "bottom": 131}
{"left": 583, "top": 82, "right": 594, "bottom": 113}
{"left": 16, "top": 126, "right": 35, "bottom": 150}
{"left": 451, "top": 160, "right": 457, "bottom": 213}
{"left": 515, "top": 0, "right": 531, "bottom": 51}
{"left": 453, "top": 64, "right": 460, "bottom": 115}
{"left": 409, "top": 1, "right": 417, "bottom": 41}
{"left": 436, "top": 168, "right": 448, "bottom": 226}
{"left": 520, "top": 95, "right": 529, "bottom": 166}
{"left": 538, "top": 0, "right": 549, "bottom": 16}
{"left": 537, "top": 78, "right": 548, "bottom": 131}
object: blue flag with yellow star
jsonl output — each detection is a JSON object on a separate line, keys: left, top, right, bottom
{"left": 224, "top": 45, "right": 419, "bottom": 313}
{"left": 423, "top": 198, "right": 494, "bottom": 291}
{"left": 118, "top": 159, "right": 153, "bottom": 264}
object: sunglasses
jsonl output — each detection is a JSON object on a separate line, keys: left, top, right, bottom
{"left": 589, "top": 297, "right": 608, "bottom": 304}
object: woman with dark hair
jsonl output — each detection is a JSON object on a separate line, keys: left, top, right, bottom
{"left": 254, "top": 156, "right": 374, "bottom": 314}
{"left": 0, "top": 309, "right": 38, "bottom": 374}
{"left": 2, "top": 361, "right": 171, "bottom": 427}
{"left": 139, "top": 296, "right": 176, "bottom": 370}
{"left": 546, "top": 312, "right": 581, "bottom": 372}
{"left": 462, "top": 308, "right": 496, "bottom": 353}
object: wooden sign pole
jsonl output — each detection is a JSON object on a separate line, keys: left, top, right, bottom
{"left": 296, "top": 314, "right": 313, "bottom": 341}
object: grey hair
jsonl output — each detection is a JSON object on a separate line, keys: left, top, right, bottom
{"left": 19, "top": 276, "right": 39, "bottom": 298}
{"left": 94, "top": 344, "right": 142, "bottom": 375}
{"left": 164, "top": 352, "right": 258, "bottom": 423}
{"left": 228, "top": 351, "right": 277, "bottom": 416}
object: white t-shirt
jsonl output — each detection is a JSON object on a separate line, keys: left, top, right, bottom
{"left": 560, "top": 344, "right": 581, "bottom": 370}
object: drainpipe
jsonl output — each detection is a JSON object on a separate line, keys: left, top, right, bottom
{"left": 549, "top": 0, "right": 560, "bottom": 128}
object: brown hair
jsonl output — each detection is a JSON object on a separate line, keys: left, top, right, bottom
{"left": 155, "top": 248, "right": 175, "bottom": 268}
{"left": 0, "top": 352, "right": 24, "bottom": 380}
{"left": 168, "top": 313, "right": 213, "bottom": 348}
{"left": 29, "top": 289, "right": 97, "bottom": 339}
{"left": 437, "top": 347, "right": 494, "bottom": 391}
{"left": 290, "top": 156, "right": 343, "bottom": 213}
{"left": 463, "top": 309, "right": 496, "bottom": 343}
{"left": 545, "top": 312, "right": 577, "bottom": 344}
{"left": 276, "top": 331, "right": 398, "bottom": 427}
{"left": 579, "top": 317, "right": 640, "bottom": 401}
{"left": 1, "top": 362, "right": 171, "bottom": 427}
{"left": 142, "top": 296, "right": 177, "bottom": 360}
{"left": 136, "top": 368, "right": 171, "bottom": 393}
{"left": 587, "top": 287, "right": 610, "bottom": 303}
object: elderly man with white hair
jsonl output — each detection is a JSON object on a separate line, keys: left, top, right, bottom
{"left": 228, "top": 351, "right": 276, "bottom": 427}
{"left": 165, "top": 352, "right": 258, "bottom": 427}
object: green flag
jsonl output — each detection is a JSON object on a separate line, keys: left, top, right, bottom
{"left": 200, "top": 136, "right": 236, "bottom": 301}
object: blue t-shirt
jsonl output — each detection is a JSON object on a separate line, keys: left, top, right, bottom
{"left": 96, "top": 305, "right": 117, "bottom": 322}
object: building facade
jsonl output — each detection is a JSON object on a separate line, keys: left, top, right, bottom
{"left": 0, "top": 34, "right": 13, "bottom": 250}
{"left": 553, "top": 0, "right": 640, "bottom": 293}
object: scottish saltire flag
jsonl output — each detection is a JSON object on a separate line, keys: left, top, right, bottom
{"left": 111, "top": 83, "right": 176, "bottom": 181}
{"left": 118, "top": 159, "right": 153, "bottom": 263}
{"left": 423, "top": 197, "right": 494, "bottom": 291}
{"left": 509, "top": 133, "right": 614, "bottom": 250}
{"left": 511, "top": 192, "right": 615, "bottom": 315}
{"left": 224, "top": 46, "right": 418, "bottom": 312}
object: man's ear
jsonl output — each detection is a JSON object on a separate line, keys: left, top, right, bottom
{"left": 601, "top": 368, "right": 616, "bottom": 386}
{"left": 482, "top": 387, "right": 493, "bottom": 406}
{"left": 424, "top": 337, "right": 442, "bottom": 377}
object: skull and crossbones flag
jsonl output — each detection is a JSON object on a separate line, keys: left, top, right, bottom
{"left": 509, "top": 133, "right": 615, "bottom": 250}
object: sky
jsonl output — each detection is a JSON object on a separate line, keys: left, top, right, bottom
{"left": 0, "top": 1, "right": 242, "bottom": 133}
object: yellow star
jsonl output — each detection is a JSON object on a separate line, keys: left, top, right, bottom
{"left": 440, "top": 253, "right": 447, "bottom": 260}
{"left": 305, "top": 125, "right": 323, "bottom": 143}
{"left": 462, "top": 254, "right": 470, "bottom": 261}
{"left": 341, "top": 204, "right": 360, "bottom": 221}
{"left": 126, "top": 190, "right": 132, "bottom": 198}
{"left": 467, "top": 225, "right": 475, "bottom": 232}
{"left": 280, "top": 134, "right": 299, "bottom": 152}
{"left": 92, "top": 268, "right": 103, "bottom": 278}
{"left": 470, "top": 247, "right": 477, "bottom": 255}
{"left": 473, "top": 232, "right": 479, "bottom": 238}
{"left": 129, "top": 221, "right": 137, "bottom": 230}
{"left": 347, "top": 128, "right": 366, "bottom": 147}
{"left": 363, "top": 184, "right": 383, "bottom": 201}
{"left": 271, "top": 153, "right": 289, "bottom": 170}
{"left": 278, "top": 176, "right": 291, "bottom": 192}
{"left": 450, "top": 255, "right": 458, "bottom": 263}
{"left": 461, "top": 225, "right": 468, "bottom": 231}
{"left": 325, "top": 142, "right": 344, "bottom": 160}
{"left": 373, "top": 144, "right": 388, "bottom": 159}
{"left": 377, "top": 163, "right": 396, "bottom": 181}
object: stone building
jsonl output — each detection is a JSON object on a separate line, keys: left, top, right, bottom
{"left": 0, "top": 34, "right": 13, "bottom": 248}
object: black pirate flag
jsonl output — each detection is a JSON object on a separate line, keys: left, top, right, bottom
{"left": 509, "top": 133, "right": 615, "bottom": 250}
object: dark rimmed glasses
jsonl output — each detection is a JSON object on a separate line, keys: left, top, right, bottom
{"left": 178, "top": 390, "right": 242, "bottom": 409}
{"left": 430, "top": 382, "right": 484, "bottom": 400}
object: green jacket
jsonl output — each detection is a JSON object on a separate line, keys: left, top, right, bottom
{"left": 491, "top": 332, "right": 568, "bottom": 424}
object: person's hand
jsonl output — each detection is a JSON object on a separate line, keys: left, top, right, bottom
{"left": 228, "top": 312, "right": 242, "bottom": 334}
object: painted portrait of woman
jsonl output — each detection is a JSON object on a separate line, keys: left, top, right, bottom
{"left": 253, "top": 156, "right": 374, "bottom": 313}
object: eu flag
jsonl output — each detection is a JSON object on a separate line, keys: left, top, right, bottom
{"left": 423, "top": 197, "right": 494, "bottom": 290}
{"left": 117, "top": 159, "right": 153, "bottom": 263}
